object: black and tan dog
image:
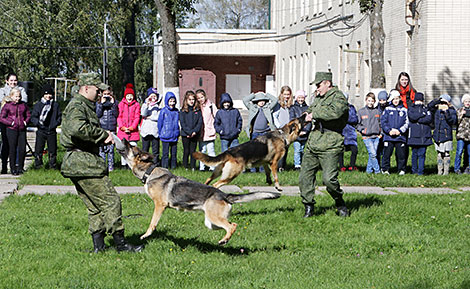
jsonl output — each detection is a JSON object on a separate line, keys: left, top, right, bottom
{"left": 193, "top": 114, "right": 307, "bottom": 191}
{"left": 112, "top": 135, "right": 280, "bottom": 245}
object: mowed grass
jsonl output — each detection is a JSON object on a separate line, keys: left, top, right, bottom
{"left": 20, "top": 132, "right": 470, "bottom": 188}
{"left": 1, "top": 193, "right": 469, "bottom": 288}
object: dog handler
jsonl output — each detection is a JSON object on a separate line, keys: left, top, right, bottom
{"left": 299, "top": 72, "right": 350, "bottom": 218}
{"left": 60, "top": 73, "right": 144, "bottom": 253}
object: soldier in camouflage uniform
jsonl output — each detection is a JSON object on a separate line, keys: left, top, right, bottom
{"left": 299, "top": 72, "right": 350, "bottom": 218}
{"left": 60, "top": 73, "right": 144, "bottom": 253}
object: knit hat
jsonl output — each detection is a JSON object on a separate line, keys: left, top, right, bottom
{"left": 377, "top": 90, "right": 388, "bottom": 101}
{"left": 295, "top": 90, "right": 306, "bottom": 99}
{"left": 388, "top": 90, "right": 401, "bottom": 102}
{"left": 461, "top": 94, "right": 470, "bottom": 103}
{"left": 147, "top": 87, "right": 158, "bottom": 98}
{"left": 414, "top": 92, "right": 424, "bottom": 101}
{"left": 42, "top": 84, "right": 53, "bottom": 95}
{"left": 439, "top": 94, "right": 451, "bottom": 103}
{"left": 124, "top": 83, "right": 135, "bottom": 97}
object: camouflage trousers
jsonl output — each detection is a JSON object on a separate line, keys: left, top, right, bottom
{"left": 70, "top": 176, "right": 124, "bottom": 235}
{"left": 298, "top": 148, "right": 345, "bottom": 206}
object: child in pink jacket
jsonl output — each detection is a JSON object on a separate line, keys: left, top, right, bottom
{"left": 196, "top": 89, "right": 218, "bottom": 171}
{"left": 117, "top": 83, "right": 141, "bottom": 168}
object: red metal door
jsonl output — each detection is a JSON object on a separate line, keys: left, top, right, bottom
{"left": 178, "top": 69, "right": 216, "bottom": 105}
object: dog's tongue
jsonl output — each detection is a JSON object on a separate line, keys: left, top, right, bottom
{"left": 112, "top": 133, "right": 126, "bottom": 151}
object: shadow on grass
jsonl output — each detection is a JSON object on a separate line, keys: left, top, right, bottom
{"left": 314, "top": 195, "right": 383, "bottom": 216}
{"left": 128, "top": 229, "right": 286, "bottom": 255}
{"left": 233, "top": 206, "right": 296, "bottom": 216}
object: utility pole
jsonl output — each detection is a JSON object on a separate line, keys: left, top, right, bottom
{"left": 103, "top": 22, "right": 108, "bottom": 84}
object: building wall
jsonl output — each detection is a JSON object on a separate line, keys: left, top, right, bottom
{"left": 273, "top": 0, "right": 470, "bottom": 108}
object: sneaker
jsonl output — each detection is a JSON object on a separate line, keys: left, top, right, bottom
{"left": 340, "top": 167, "right": 347, "bottom": 172}
{"left": 294, "top": 166, "right": 301, "bottom": 171}
{"left": 399, "top": 170, "right": 405, "bottom": 175}
{"left": 348, "top": 166, "right": 358, "bottom": 171}
{"left": 464, "top": 168, "right": 470, "bottom": 174}
{"left": 382, "top": 170, "right": 390, "bottom": 175}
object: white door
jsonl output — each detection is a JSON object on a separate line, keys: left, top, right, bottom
{"left": 226, "top": 74, "right": 251, "bottom": 109}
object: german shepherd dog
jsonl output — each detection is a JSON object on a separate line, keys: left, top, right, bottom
{"left": 193, "top": 114, "right": 307, "bottom": 191}
{"left": 112, "top": 135, "right": 280, "bottom": 245}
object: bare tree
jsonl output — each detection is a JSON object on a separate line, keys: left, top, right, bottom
{"left": 189, "top": 0, "right": 269, "bottom": 29}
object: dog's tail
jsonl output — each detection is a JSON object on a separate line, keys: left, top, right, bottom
{"left": 192, "top": 151, "right": 229, "bottom": 166}
{"left": 226, "top": 191, "right": 281, "bottom": 203}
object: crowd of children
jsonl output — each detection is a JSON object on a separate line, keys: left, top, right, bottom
{"left": 1, "top": 71, "right": 469, "bottom": 177}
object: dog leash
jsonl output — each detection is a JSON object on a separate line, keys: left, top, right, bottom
{"left": 141, "top": 163, "right": 159, "bottom": 184}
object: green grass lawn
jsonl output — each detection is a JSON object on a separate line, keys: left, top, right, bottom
{"left": 1, "top": 193, "right": 469, "bottom": 288}
{"left": 20, "top": 132, "right": 470, "bottom": 188}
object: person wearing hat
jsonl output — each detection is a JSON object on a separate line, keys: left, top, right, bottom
{"left": 427, "top": 94, "right": 457, "bottom": 175}
{"left": 140, "top": 87, "right": 162, "bottom": 166}
{"left": 30, "top": 83, "right": 62, "bottom": 169}
{"left": 299, "top": 71, "right": 349, "bottom": 218}
{"left": 60, "top": 72, "right": 144, "bottom": 253}
{"left": 96, "top": 86, "right": 119, "bottom": 171}
{"left": 243, "top": 91, "right": 278, "bottom": 172}
{"left": 380, "top": 89, "right": 409, "bottom": 175}
{"left": 454, "top": 94, "right": 470, "bottom": 174}
{"left": 407, "top": 92, "right": 433, "bottom": 175}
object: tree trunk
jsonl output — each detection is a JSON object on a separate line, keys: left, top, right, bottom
{"left": 369, "top": 0, "right": 386, "bottom": 88}
{"left": 155, "top": 0, "right": 179, "bottom": 88}
{"left": 121, "top": 3, "right": 138, "bottom": 86}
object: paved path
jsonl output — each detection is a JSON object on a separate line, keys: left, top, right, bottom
{"left": 1, "top": 175, "right": 469, "bottom": 205}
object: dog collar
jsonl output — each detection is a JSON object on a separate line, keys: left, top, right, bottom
{"left": 141, "top": 163, "right": 158, "bottom": 184}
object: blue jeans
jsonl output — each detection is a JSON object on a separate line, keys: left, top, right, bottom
{"left": 410, "top": 146, "right": 427, "bottom": 175}
{"left": 454, "top": 140, "right": 470, "bottom": 172}
{"left": 161, "top": 141, "right": 177, "bottom": 169}
{"left": 293, "top": 140, "right": 306, "bottom": 167}
{"left": 221, "top": 138, "right": 239, "bottom": 152}
{"left": 363, "top": 137, "right": 380, "bottom": 173}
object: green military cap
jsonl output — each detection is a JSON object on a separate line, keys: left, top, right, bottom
{"left": 311, "top": 72, "right": 333, "bottom": 86}
{"left": 78, "top": 72, "right": 108, "bottom": 90}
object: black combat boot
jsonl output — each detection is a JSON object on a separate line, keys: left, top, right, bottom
{"left": 302, "top": 203, "right": 315, "bottom": 218}
{"left": 335, "top": 197, "right": 349, "bottom": 217}
{"left": 112, "top": 230, "right": 144, "bottom": 252}
{"left": 92, "top": 231, "right": 106, "bottom": 253}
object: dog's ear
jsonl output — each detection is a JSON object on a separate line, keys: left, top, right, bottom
{"left": 289, "top": 123, "right": 298, "bottom": 134}
{"left": 139, "top": 151, "right": 154, "bottom": 162}
{"left": 298, "top": 113, "right": 307, "bottom": 125}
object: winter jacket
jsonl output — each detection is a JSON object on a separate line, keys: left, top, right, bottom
{"left": 200, "top": 99, "right": 218, "bottom": 141}
{"left": 407, "top": 103, "right": 433, "bottom": 146}
{"left": 96, "top": 99, "right": 118, "bottom": 131}
{"left": 456, "top": 107, "right": 470, "bottom": 141}
{"left": 31, "top": 99, "right": 62, "bottom": 133}
{"left": 140, "top": 102, "right": 160, "bottom": 138}
{"left": 243, "top": 92, "right": 278, "bottom": 136}
{"left": 428, "top": 98, "right": 457, "bottom": 143}
{"left": 214, "top": 93, "right": 242, "bottom": 140}
{"left": 180, "top": 105, "right": 203, "bottom": 138}
{"left": 157, "top": 92, "right": 180, "bottom": 143}
{"left": 357, "top": 106, "right": 381, "bottom": 138}
{"left": 342, "top": 104, "right": 358, "bottom": 146}
{"left": 0, "top": 101, "right": 30, "bottom": 131}
{"left": 117, "top": 98, "right": 141, "bottom": 141}
{"left": 289, "top": 100, "right": 311, "bottom": 141}
{"left": 381, "top": 103, "right": 408, "bottom": 143}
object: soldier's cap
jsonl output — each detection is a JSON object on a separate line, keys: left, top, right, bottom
{"left": 78, "top": 73, "right": 108, "bottom": 90}
{"left": 311, "top": 72, "right": 333, "bottom": 86}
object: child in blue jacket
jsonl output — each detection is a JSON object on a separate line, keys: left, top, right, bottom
{"left": 381, "top": 90, "right": 409, "bottom": 175}
{"left": 158, "top": 92, "right": 180, "bottom": 169}
{"left": 428, "top": 94, "right": 457, "bottom": 175}
{"left": 96, "top": 87, "right": 119, "bottom": 171}
{"left": 340, "top": 99, "right": 359, "bottom": 171}
{"left": 214, "top": 93, "right": 242, "bottom": 152}
{"left": 407, "top": 92, "right": 433, "bottom": 175}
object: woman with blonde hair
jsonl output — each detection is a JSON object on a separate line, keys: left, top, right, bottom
{"left": 273, "top": 85, "right": 293, "bottom": 171}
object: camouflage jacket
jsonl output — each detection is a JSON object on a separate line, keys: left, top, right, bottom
{"left": 306, "top": 86, "right": 349, "bottom": 152}
{"left": 60, "top": 93, "right": 108, "bottom": 177}
{"left": 456, "top": 107, "right": 470, "bottom": 141}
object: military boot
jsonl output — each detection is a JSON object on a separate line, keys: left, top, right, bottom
{"left": 112, "top": 230, "right": 144, "bottom": 253}
{"left": 337, "top": 206, "right": 350, "bottom": 217}
{"left": 302, "top": 203, "right": 315, "bottom": 218}
{"left": 92, "top": 231, "right": 106, "bottom": 253}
